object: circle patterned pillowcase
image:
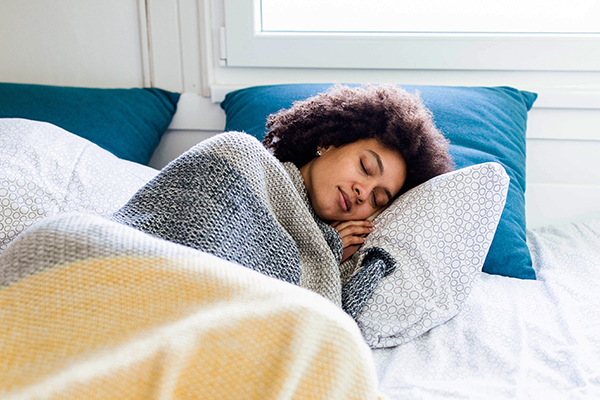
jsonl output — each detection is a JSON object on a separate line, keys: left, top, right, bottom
{"left": 353, "top": 162, "right": 510, "bottom": 349}
{"left": 0, "top": 118, "right": 158, "bottom": 254}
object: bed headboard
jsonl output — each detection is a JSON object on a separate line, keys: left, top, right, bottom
{"left": 153, "top": 88, "right": 600, "bottom": 230}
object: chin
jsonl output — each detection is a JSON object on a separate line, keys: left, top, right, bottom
{"left": 318, "top": 214, "right": 334, "bottom": 223}
{"left": 317, "top": 210, "right": 336, "bottom": 223}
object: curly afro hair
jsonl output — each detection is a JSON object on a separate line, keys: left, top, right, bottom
{"left": 263, "top": 84, "right": 454, "bottom": 195}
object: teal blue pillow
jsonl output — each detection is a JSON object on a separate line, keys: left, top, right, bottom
{"left": 220, "top": 84, "right": 537, "bottom": 280}
{"left": 0, "top": 82, "right": 180, "bottom": 165}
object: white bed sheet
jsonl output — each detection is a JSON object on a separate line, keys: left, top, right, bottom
{"left": 373, "top": 219, "right": 600, "bottom": 399}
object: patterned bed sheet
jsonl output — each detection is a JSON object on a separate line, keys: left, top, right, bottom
{"left": 372, "top": 218, "right": 600, "bottom": 399}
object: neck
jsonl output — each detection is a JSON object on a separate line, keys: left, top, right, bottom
{"left": 299, "top": 158, "right": 315, "bottom": 196}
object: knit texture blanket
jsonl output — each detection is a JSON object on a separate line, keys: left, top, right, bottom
{"left": 111, "top": 131, "right": 394, "bottom": 316}
{"left": 0, "top": 213, "right": 383, "bottom": 399}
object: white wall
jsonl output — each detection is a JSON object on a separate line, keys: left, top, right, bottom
{"left": 0, "top": 0, "right": 145, "bottom": 88}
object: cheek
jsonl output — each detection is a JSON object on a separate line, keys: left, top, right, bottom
{"left": 357, "top": 208, "right": 374, "bottom": 220}
{"left": 310, "top": 175, "right": 334, "bottom": 212}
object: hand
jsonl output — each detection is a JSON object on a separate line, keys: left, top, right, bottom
{"left": 330, "top": 220, "right": 374, "bottom": 263}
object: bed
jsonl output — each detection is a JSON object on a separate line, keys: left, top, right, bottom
{"left": 1, "top": 82, "right": 599, "bottom": 399}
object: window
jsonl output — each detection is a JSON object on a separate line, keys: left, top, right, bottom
{"left": 223, "top": 0, "right": 600, "bottom": 70}
{"left": 260, "top": 0, "right": 598, "bottom": 34}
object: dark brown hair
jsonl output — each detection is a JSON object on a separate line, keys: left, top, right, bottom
{"left": 263, "top": 84, "right": 454, "bottom": 194}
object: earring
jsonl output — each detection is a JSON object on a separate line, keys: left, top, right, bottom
{"left": 316, "top": 149, "right": 322, "bottom": 157}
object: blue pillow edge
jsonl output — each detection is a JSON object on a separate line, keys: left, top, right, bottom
{"left": 0, "top": 82, "right": 181, "bottom": 165}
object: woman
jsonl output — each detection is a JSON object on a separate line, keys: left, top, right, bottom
{"left": 263, "top": 84, "right": 454, "bottom": 262}
{"left": 111, "top": 84, "right": 453, "bottom": 314}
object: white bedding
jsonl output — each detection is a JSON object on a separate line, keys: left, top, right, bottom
{"left": 0, "top": 119, "right": 158, "bottom": 254}
{"left": 2, "top": 119, "right": 599, "bottom": 399}
{"left": 373, "top": 219, "right": 600, "bottom": 399}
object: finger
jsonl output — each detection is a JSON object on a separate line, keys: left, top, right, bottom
{"left": 333, "top": 220, "right": 374, "bottom": 232}
{"left": 340, "top": 234, "right": 367, "bottom": 248}
{"left": 336, "top": 219, "right": 374, "bottom": 229}
{"left": 338, "top": 225, "right": 373, "bottom": 238}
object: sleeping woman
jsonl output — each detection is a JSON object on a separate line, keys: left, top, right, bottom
{"left": 263, "top": 85, "right": 454, "bottom": 263}
{"left": 111, "top": 84, "right": 453, "bottom": 317}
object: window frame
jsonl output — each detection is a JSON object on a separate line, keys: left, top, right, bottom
{"left": 223, "top": 0, "right": 600, "bottom": 71}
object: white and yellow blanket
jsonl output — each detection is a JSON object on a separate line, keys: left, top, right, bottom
{"left": 0, "top": 213, "right": 384, "bottom": 399}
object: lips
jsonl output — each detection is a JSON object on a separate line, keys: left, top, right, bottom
{"left": 339, "top": 188, "right": 350, "bottom": 212}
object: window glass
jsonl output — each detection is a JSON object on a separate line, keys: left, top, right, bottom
{"left": 261, "top": 0, "right": 599, "bottom": 33}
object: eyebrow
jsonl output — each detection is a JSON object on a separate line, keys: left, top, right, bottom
{"left": 367, "top": 150, "right": 393, "bottom": 203}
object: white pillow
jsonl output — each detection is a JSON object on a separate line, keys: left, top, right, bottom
{"left": 353, "top": 162, "right": 509, "bottom": 348}
{"left": 0, "top": 118, "right": 158, "bottom": 254}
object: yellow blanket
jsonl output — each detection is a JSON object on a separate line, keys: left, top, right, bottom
{"left": 0, "top": 213, "right": 384, "bottom": 399}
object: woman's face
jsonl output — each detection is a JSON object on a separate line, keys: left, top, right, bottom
{"left": 300, "top": 138, "right": 407, "bottom": 223}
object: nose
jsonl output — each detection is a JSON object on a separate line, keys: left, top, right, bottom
{"left": 354, "top": 184, "right": 368, "bottom": 204}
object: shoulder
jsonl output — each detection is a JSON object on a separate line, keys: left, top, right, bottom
{"left": 207, "top": 131, "right": 264, "bottom": 151}
{"left": 186, "top": 131, "right": 268, "bottom": 158}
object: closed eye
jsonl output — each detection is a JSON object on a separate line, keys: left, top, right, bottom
{"left": 371, "top": 193, "right": 378, "bottom": 208}
{"left": 361, "top": 160, "right": 369, "bottom": 175}
{"left": 372, "top": 190, "right": 390, "bottom": 209}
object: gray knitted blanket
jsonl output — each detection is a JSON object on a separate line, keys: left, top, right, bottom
{"left": 111, "top": 132, "right": 393, "bottom": 316}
